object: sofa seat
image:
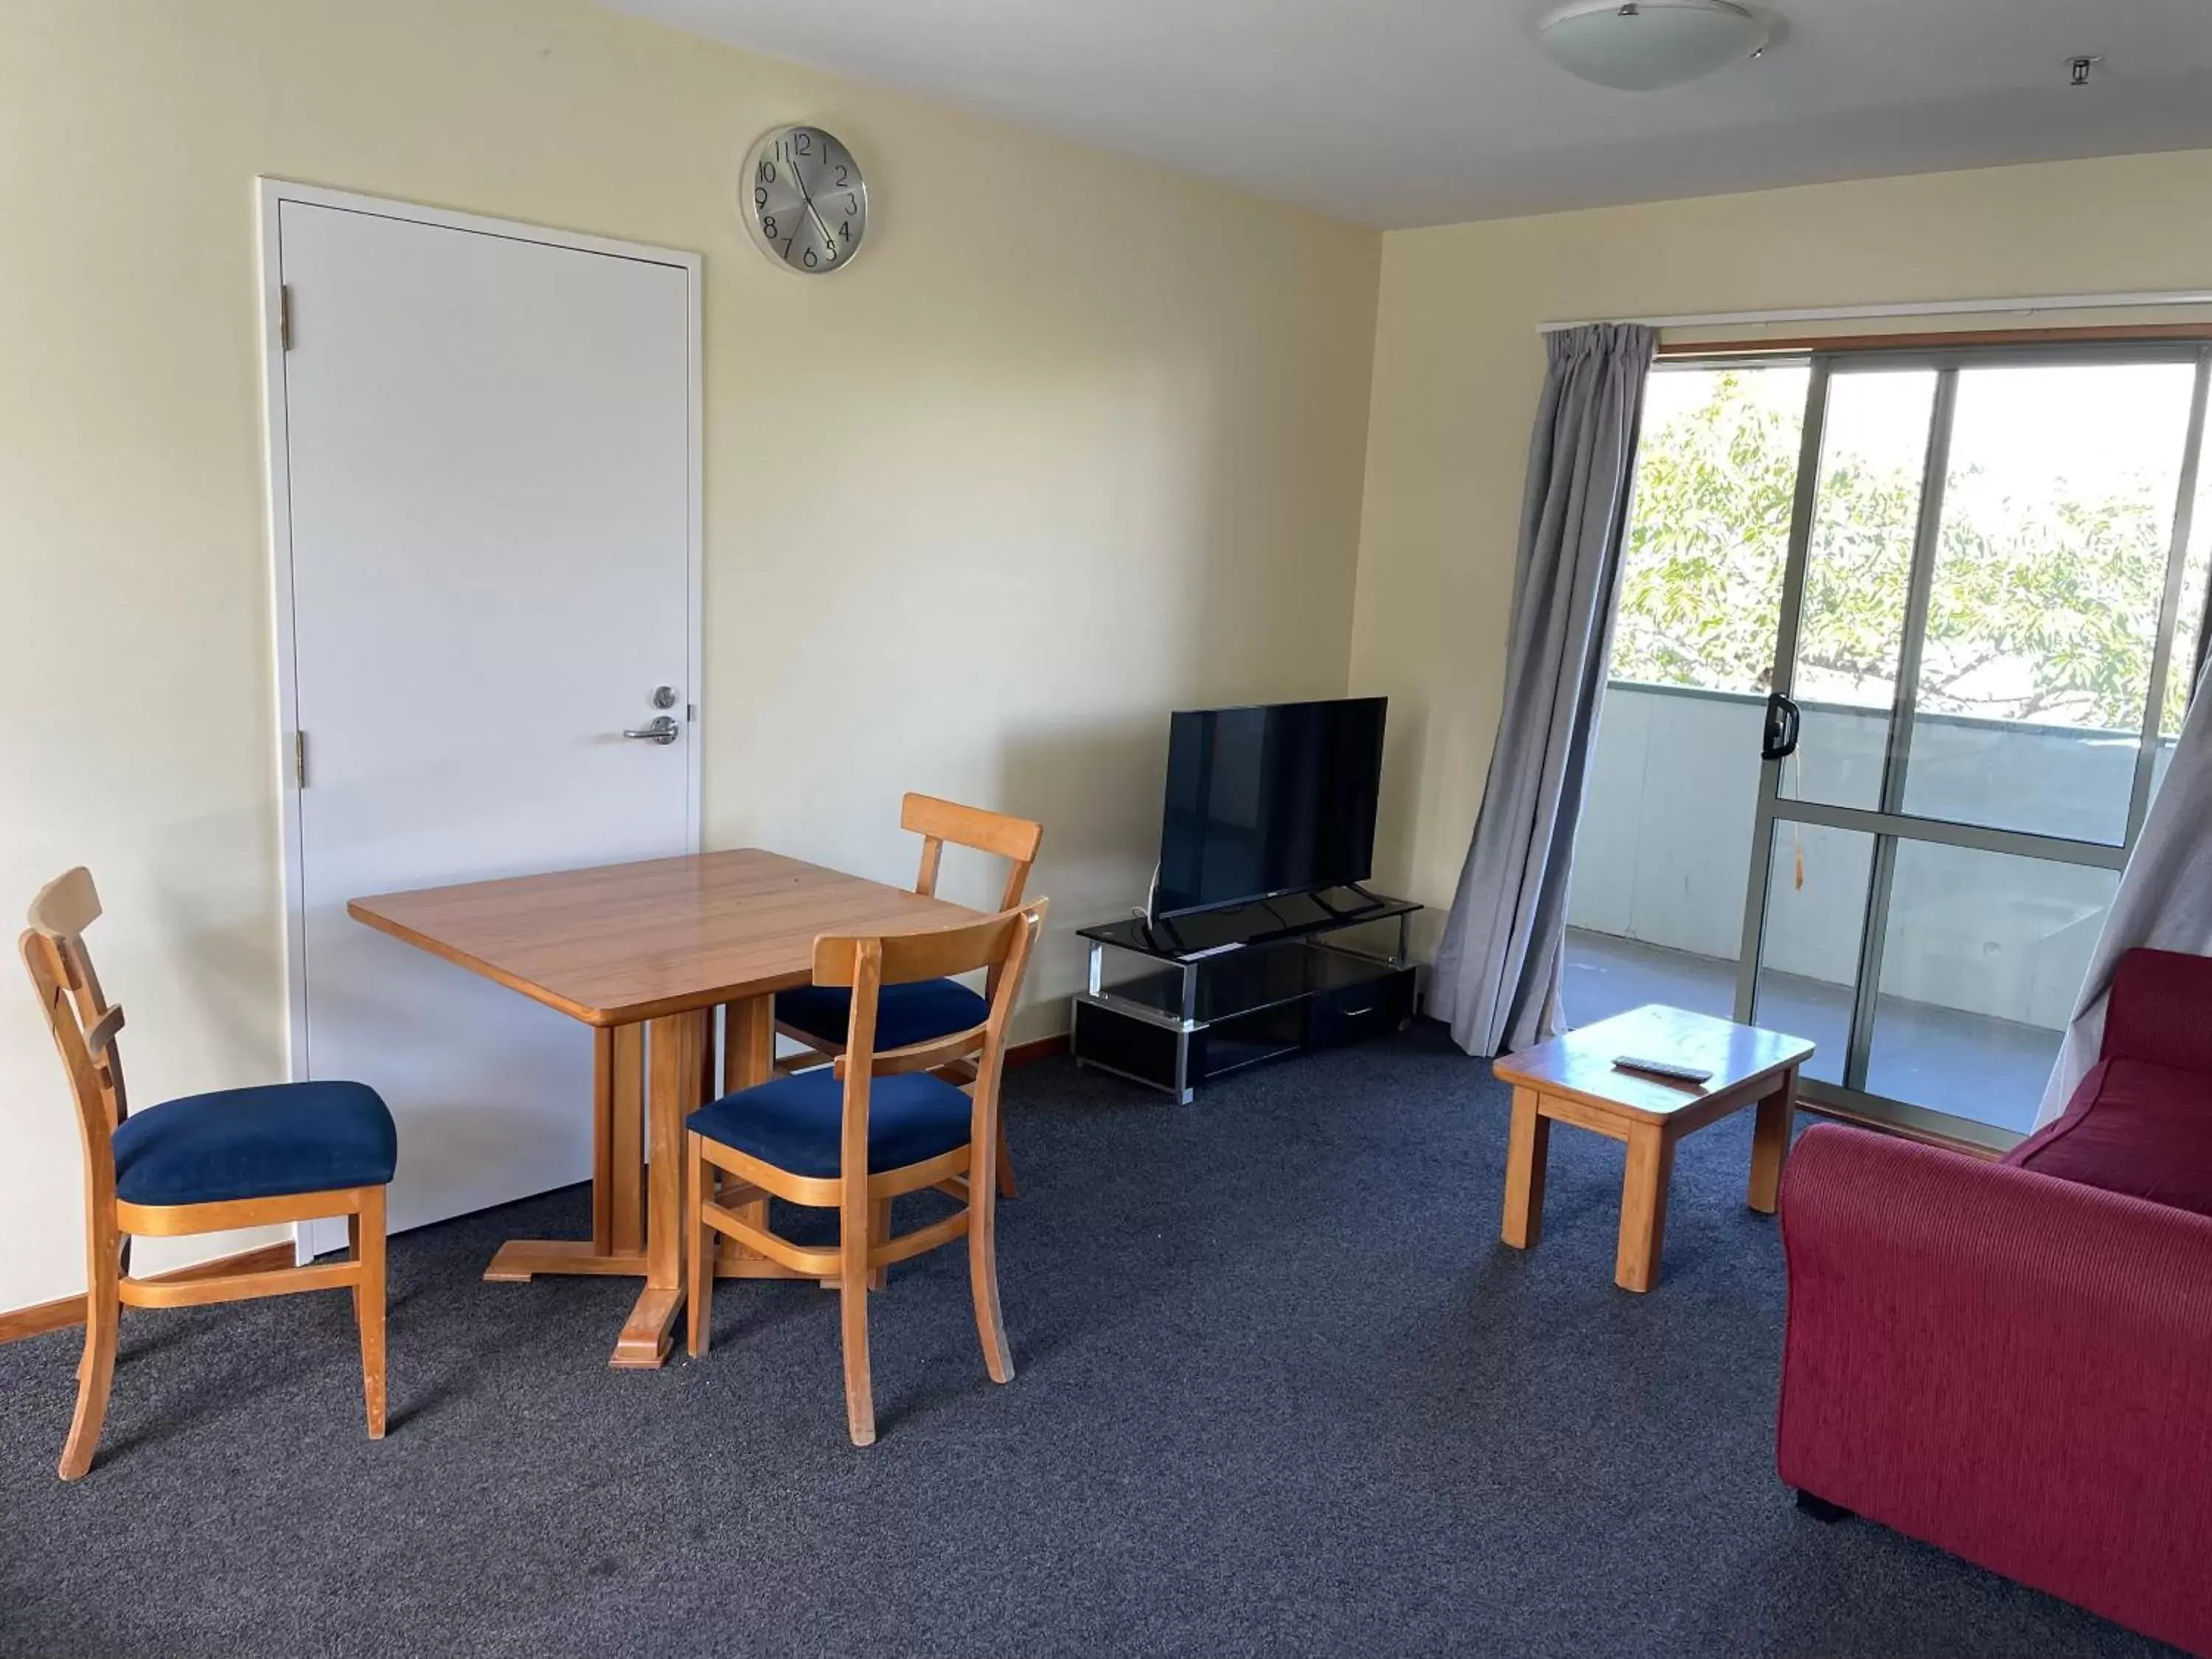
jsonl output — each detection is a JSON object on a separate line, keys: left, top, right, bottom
{"left": 2008, "top": 1057, "right": 2212, "bottom": 1221}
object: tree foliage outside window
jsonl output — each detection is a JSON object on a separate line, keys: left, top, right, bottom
{"left": 1610, "top": 368, "right": 2204, "bottom": 737}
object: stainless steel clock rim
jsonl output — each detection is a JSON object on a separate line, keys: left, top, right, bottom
{"left": 741, "top": 122, "right": 867, "bottom": 276}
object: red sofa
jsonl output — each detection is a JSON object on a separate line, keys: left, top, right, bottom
{"left": 1778, "top": 946, "right": 2212, "bottom": 1657}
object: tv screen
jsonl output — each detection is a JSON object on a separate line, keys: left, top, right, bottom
{"left": 1155, "top": 698, "right": 1386, "bottom": 919}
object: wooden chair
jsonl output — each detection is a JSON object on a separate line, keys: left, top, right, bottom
{"left": 688, "top": 900, "right": 1046, "bottom": 1446}
{"left": 20, "top": 868, "right": 397, "bottom": 1479}
{"left": 773, "top": 793, "right": 1043, "bottom": 1199}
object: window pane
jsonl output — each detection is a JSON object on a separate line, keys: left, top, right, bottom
{"left": 1570, "top": 364, "right": 1807, "bottom": 1030}
{"left": 1901, "top": 362, "right": 2197, "bottom": 844}
{"left": 1750, "top": 821, "right": 1871, "bottom": 1086}
{"left": 1866, "top": 841, "right": 2118, "bottom": 1133}
{"left": 1610, "top": 365, "right": 1809, "bottom": 695}
{"left": 1780, "top": 370, "right": 1937, "bottom": 813}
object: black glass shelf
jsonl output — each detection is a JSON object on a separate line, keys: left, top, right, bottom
{"left": 1094, "top": 941, "right": 1397, "bottom": 1024}
{"left": 1077, "top": 888, "right": 1419, "bottom": 964}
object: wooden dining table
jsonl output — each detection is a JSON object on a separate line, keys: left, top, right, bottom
{"left": 347, "top": 848, "right": 986, "bottom": 1368}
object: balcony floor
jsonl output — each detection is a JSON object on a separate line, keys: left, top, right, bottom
{"left": 1562, "top": 928, "right": 2058, "bottom": 1136}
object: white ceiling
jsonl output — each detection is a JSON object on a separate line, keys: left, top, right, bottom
{"left": 599, "top": 0, "right": 2212, "bottom": 228}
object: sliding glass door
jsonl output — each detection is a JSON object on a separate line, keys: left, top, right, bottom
{"left": 1739, "top": 343, "right": 2210, "bottom": 1144}
{"left": 1568, "top": 340, "right": 2211, "bottom": 1150}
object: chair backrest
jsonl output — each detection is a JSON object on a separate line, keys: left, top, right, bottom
{"left": 21, "top": 869, "right": 129, "bottom": 1200}
{"left": 901, "top": 793, "right": 1043, "bottom": 914}
{"left": 813, "top": 901, "right": 1048, "bottom": 1178}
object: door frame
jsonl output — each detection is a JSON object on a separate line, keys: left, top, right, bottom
{"left": 1725, "top": 339, "right": 2212, "bottom": 1148}
{"left": 254, "top": 179, "right": 704, "bottom": 1259}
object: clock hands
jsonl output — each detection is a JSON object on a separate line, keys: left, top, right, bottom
{"left": 785, "top": 150, "right": 839, "bottom": 260}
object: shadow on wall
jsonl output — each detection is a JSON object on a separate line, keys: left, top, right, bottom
{"left": 1371, "top": 701, "right": 1430, "bottom": 926}
{"left": 139, "top": 807, "right": 291, "bottom": 1091}
{"left": 990, "top": 713, "right": 1173, "bottom": 1020}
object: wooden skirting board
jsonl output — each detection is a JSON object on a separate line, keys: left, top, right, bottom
{"left": 0, "top": 1027, "right": 1076, "bottom": 1343}
{"left": 0, "top": 1240, "right": 298, "bottom": 1345}
{"left": 1005, "top": 1030, "right": 1069, "bottom": 1070}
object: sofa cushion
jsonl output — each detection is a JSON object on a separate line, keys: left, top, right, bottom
{"left": 2007, "top": 1057, "right": 2212, "bottom": 1221}
{"left": 2101, "top": 947, "right": 2212, "bottom": 1073}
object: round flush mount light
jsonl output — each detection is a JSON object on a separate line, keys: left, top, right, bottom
{"left": 1537, "top": 0, "right": 1774, "bottom": 91}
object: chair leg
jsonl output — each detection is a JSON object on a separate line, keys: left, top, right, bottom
{"left": 686, "top": 1135, "right": 714, "bottom": 1359}
{"left": 355, "top": 1186, "right": 387, "bottom": 1439}
{"left": 839, "top": 1194, "right": 876, "bottom": 1447}
{"left": 60, "top": 1220, "right": 121, "bottom": 1481}
{"left": 995, "top": 1116, "right": 1018, "bottom": 1200}
{"left": 969, "top": 1155, "right": 1014, "bottom": 1386}
{"left": 869, "top": 1198, "right": 891, "bottom": 1291}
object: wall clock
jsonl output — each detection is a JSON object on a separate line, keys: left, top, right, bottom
{"left": 742, "top": 125, "right": 867, "bottom": 274}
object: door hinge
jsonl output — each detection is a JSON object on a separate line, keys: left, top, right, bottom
{"left": 293, "top": 730, "right": 308, "bottom": 789}
{"left": 279, "top": 285, "right": 293, "bottom": 351}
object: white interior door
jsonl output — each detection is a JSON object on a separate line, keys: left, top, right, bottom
{"left": 272, "top": 192, "right": 698, "bottom": 1239}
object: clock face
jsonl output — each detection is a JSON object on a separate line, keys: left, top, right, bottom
{"left": 743, "top": 125, "right": 866, "bottom": 274}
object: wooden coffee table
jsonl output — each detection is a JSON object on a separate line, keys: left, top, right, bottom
{"left": 1491, "top": 1004, "right": 1814, "bottom": 1293}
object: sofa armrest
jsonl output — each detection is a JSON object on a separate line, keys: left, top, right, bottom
{"left": 1778, "top": 1124, "right": 2212, "bottom": 1655}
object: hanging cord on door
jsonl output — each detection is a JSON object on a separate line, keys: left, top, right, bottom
{"left": 1788, "top": 751, "right": 1805, "bottom": 890}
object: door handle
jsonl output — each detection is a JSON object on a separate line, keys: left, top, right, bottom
{"left": 622, "top": 715, "right": 681, "bottom": 745}
{"left": 1761, "top": 692, "right": 1801, "bottom": 761}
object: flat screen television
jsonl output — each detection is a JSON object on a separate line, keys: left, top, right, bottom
{"left": 1153, "top": 697, "right": 1386, "bottom": 921}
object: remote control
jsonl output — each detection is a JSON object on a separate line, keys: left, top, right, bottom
{"left": 1613, "top": 1054, "right": 1714, "bottom": 1085}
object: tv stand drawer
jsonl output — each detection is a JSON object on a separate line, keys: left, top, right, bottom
{"left": 1308, "top": 966, "right": 1415, "bottom": 1048}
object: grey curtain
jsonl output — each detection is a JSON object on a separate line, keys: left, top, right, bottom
{"left": 2036, "top": 656, "right": 2212, "bottom": 1124}
{"left": 1431, "top": 322, "right": 1655, "bottom": 1058}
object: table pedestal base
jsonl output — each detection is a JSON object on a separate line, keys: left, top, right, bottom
{"left": 484, "top": 1240, "right": 647, "bottom": 1281}
{"left": 483, "top": 997, "right": 851, "bottom": 1367}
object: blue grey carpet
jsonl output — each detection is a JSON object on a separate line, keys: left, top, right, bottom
{"left": 0, "top": 1025, "right": 2175, "bottom": 1657}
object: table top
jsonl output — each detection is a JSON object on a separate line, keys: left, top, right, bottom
{"left": 347, "top": 849, "right": 985, "bottom": 1027}
{"left": 1491, "top": 1004, "right": 1815, "bottom": 1123}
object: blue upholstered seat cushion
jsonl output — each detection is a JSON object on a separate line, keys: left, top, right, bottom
{"left": 776, "top": 978, "right": 989, "bottom": 1051}
{"left": 110, "top": 1080, "right": 397, "bottom": 1208}
{"left": 687, "top": 1070, "right": 973, "bottom": 1179}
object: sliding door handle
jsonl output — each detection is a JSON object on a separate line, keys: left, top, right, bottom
{"left": 1761, "top": 692, "right": 1801, "bottom": 762}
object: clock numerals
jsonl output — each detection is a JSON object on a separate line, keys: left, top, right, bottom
{"left": 745, "top": 125, "right": 864, "bottom": 273}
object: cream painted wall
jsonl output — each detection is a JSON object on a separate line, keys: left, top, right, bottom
{"left": 1350, "top": 148, "right": 2212, "bottom": 952}
{"left": 0, "top": 0, "right": 1380, "bottom": 1310}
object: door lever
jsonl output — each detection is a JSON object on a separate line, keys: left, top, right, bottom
{"left": 622, "top": 715, "right": 681, "bottom": 745}
{"left": 1761, "top": 692, "right": 1801, "bottom": 761}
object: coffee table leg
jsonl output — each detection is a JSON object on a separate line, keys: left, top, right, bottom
{"left": 1748, "top": 1065, "right": 1797, "bottom": 1215}
{"left": 612, "top": 1007, "right": 710, "bottom": 1368}
{"left": 1615, "top": 1124, "right": 1676, "bottom": 1293}
{"left": 1502, "top": 1087, "right": 1550, "bottom": 1250}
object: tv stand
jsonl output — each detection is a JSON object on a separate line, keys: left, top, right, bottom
{"left": 1072, "top": 890, "right": 1421, "bottom": 1102}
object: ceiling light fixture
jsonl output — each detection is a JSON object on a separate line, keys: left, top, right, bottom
{"left": 1537, "top": 0, "right": 1775, "bottom": 91}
